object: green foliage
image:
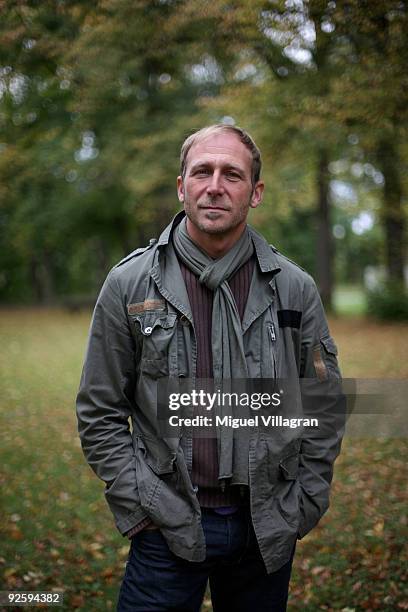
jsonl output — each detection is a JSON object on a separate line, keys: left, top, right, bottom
{"left": 366, "top": 281, "right": 408, "bottom": 321}
{"left": 0, "top": 0, "right": 407, "bottom": 303}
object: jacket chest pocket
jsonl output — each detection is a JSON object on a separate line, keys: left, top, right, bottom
{"left": 134, "top": 312, "right": 178, "bottom": 378}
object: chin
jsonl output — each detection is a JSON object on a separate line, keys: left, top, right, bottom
{"left": 186, "top": 210, "right": 240, "bottom": 236}
{"left": 200, "top": 222, "right": 236, "bottom": 236}
{"left": 194, "top": 216, "right": 227, "bottom": 232}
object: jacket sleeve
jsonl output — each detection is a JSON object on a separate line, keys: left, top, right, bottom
{"left": 297, "top": 275, "right": 346, "bottom": 539}
{"left": 76, "top": 269, "right": 148, "bottom": 535}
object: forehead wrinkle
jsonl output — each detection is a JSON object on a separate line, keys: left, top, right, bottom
{"left": 186, "top": 134, "right": 252, "bottom": 172}
{"left": 190, "top": 144, "right": 251, "bottom": 160}
{"left": 187, "top": 150, "right": 251, "bottom": 178}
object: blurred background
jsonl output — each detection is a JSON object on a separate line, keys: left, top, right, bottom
{"left": 0, "top": 1, "right": 407, "bottom": 610}
{"left": 0, "top": 0, "right": 407, "bottom": 315}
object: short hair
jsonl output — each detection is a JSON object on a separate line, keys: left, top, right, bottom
{"left": 180, "top": 124, "right": 262, "bottom": 187}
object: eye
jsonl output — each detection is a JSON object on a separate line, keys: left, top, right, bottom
{"left": 192, "top": 168, "right": 210, "bottom": 177}
{"left": 226, "top": 171, "right": 241, "bottom": 181}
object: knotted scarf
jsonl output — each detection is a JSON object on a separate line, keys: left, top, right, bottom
{"left": 172, "top": 216, "right": 254, "bottom": 486}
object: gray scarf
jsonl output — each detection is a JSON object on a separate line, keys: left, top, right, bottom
{"left": 172, "top": 216, "right": 254, "bottom": 486}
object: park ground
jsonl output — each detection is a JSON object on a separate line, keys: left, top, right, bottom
{"left": 0, "top": 306, "right": 407, "bottom": 611}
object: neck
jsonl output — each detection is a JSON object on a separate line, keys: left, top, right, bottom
{"left": 185, "top": 219, "right": 246, "bottom": 259}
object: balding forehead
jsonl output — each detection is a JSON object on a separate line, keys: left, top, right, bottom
{"left": 186, "top": 133, "right": 252, "bottom": 170}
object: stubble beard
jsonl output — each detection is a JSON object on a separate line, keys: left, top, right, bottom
{"left": 184, "top": 195, "right": 251, "bottom": 236}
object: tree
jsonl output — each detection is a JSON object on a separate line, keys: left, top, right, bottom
{"left": 328, "top": 0, "right": 408, "bottom": 285}
{"left": 0, "top": 0, "right": 228, "bottom": 301}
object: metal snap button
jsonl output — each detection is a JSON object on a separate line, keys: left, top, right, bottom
{"left": 180, "top": 315, "right": 190, "bottom": 326}
{"left": 144, "top": 326, "right": 153, "bottom": 335}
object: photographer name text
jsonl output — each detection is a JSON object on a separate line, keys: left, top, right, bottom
{"left": 168, "top": 415, "right": 318, "bottom": 429}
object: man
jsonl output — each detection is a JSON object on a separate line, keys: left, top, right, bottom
{"left": 76, "top": 124, "right": 344, "bottom": 611}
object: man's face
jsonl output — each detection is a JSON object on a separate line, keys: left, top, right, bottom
{"left": 177, "top": 132, "right": 264, "bottom": 239}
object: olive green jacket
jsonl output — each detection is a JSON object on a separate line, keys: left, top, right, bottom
{"left": 76, "top": 212, "right": 344, "bottom": 574}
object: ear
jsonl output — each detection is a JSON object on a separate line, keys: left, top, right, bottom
{"left": 250, "top": 180, "right": 264, "bottom": 209}
{"left": 177, "top": 176, "right": 184, "bottom": 202}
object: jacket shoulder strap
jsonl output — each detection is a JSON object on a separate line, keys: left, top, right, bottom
{"left": 115, "top": 239, "right": 157, "bottom": 268}
{"left": 269, "top": 246, "right": 306, "bottom": 273}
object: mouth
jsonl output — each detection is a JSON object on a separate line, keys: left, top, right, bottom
{"left": 199, "top": 205, "right": 229, "bottom": 212}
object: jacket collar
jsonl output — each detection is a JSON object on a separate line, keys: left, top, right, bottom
{"left": 157, "top": 210, "right": 184, "bottom": 247}
{"left": 157, "top": 210, "right": 281, "bottom": 276}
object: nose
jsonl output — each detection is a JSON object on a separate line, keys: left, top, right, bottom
{"left": 206, "top": 170, "right": 224, "bottom": 197}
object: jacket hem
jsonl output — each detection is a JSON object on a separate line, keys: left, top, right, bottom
{"left": 116, "top": 507, "right": 149, "bottom": 535}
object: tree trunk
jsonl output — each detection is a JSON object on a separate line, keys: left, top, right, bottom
{"left": 377, "top": 137, "right": 405, "bottom": 283}
{"left": 30, "top": 253, "right": 55, "bottom": 303}
{"left": 96, "top": 238, "right": 111, "bottom": 286}
{"left": 316, "top": 148, "right": 334, "bottom": 311}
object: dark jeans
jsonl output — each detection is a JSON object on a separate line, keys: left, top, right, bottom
{"left": 117, "top": 507, "right": 295, "bottom": 612}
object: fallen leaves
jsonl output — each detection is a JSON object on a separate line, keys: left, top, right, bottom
{"left": 1, "top": 311, "right": 407, "bottom": 610}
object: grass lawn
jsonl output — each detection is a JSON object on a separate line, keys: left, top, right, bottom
{"left": 0, "top": 309, "right": 407, "bottom": 611}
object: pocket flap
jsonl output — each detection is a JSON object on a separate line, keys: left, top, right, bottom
{"left": 279, "top": 454, "right": 299, "bottom": 480}
{"left": 148, "top": 454, "right": 177, "bottom": 475}
{"left": 320, "top": 336, "right": 338, "bottom": 356}
{"left": 279, "top": 438, "right": 301, "bottom": 480}
{"left": 136, "top": 435, "right": 177, "bottom": 475}
{"left": 138, "top": 313, "right": 177, "bottom": 336}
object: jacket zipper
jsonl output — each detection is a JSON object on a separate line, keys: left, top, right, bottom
{"left": 268, "top": 323, "right": 277, "bottom": 381}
